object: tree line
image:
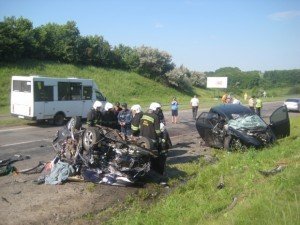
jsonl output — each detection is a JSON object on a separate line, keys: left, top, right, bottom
{"left": 0, "top": 17, "right": 299, "bottom": 94}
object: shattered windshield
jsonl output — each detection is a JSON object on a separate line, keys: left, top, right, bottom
{"left": 228, "top": 114, "right": 267, "bottom": 130}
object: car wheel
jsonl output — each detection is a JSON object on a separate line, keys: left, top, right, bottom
{"left": 83, "top": 127, "right": 101, "bottom": 150}
{"left": 67, "top": 116, "right": 82, "bottom": 131}
{"left": 53, "top": 113, "right": 65, "bottom": 126}
{"left": 224, "top": 136, "right": 246, "bottom": 151}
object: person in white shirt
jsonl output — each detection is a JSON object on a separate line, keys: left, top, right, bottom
{"left": 190, "top": 95, "right": 199, "bottom": 120}
{"left": 232, "top": 97, "right": 241, "bottom": 104}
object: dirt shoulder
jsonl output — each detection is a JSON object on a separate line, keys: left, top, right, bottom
{"left": 0, "top": 131, "right": 209, "bottom": 225}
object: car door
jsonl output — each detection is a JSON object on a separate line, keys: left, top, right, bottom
{"left": 196, "top": 112, "right": 222, "bottom": 147}
{"left": 196, "top": 112, "right": 210, "bottom": 139}
{"left": 269, "top": 106, "right": 290, "bottom": 138}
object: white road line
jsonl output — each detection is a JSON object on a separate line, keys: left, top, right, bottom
{"left": 0, "top": 138, "right": 52, "bottom": 147}
{"left": 0, "top": 127, "right": 34, "bottom": 133}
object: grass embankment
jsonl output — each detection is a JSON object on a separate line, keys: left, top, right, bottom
{"left": 95, "top": 117, "right": 299, "bottom": 225}
{"left": 1, "top": 60, "right": 298, "bottom": 127}
{"left": 0, "top": 60, "right": 214, "bottom": 119}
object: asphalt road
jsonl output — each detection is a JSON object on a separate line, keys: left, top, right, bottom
{"left": 0, "top": 100, "right": 295, "bottom": 160}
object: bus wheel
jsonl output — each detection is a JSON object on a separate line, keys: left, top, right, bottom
{"left": 53, "top": 113, "right": 65, "bottom": 126}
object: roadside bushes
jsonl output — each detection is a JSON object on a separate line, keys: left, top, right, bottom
{"left": 287, "top": 86, "right": 300, "bottom": 95}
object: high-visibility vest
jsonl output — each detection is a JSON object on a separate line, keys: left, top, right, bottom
{"left": 256, "top": 98, "right": 262, "bottom": 108}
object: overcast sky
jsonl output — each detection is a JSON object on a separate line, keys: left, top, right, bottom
{"left": 1, "top": 0, "right": 300, "bottom": 72}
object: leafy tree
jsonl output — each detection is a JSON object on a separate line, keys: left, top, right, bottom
{"left": 190, "top": 71, "right": 206, "bottom": 88}
{"left": 136, "top": 46, "right": 175, "bottom": 78}
{"left": 165, "top": 65, "right": 193, "bottom": 92}
{"left": 76, "top": 35, "right": 112, "bottom": 66}
{"left": 111, "top": 44, "right": 139, "bottom": 70}
{"left": 34, "top": 21, "right": 80, "bottom": 62}
{"left": 0, "top": 16, "right": 35, "bottom": 61}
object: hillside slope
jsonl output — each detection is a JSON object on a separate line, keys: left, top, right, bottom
{"left": 0, "top": 60, "right": 213, "bottom": 114}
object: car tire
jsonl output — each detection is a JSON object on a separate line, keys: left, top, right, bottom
{"left": 83, "top": 127, "right": 101, "bottom": 151}
{"left": 137, "top": 137, "right": 155, "bottom": 150}
{"left": 224, "top": 135, "right": 246, "bottom": 151}
{"left": 67, "top": 116, "right": 82, "bottom": 131}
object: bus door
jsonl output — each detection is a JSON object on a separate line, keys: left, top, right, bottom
{"left": 57, "top": 82, "right": 83, "bottom": 117}
{"left": 82, "top": 86, "right": 93, "bottom": 118}
{"left": 34, "top": 81, "right": 54, "bottom": 120}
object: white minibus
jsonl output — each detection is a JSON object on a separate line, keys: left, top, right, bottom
{"left": 11, "top": 75, "right": 107, "bottom": 125}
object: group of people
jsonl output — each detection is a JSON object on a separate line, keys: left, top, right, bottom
{"left": 222, "top": 93, "right": 263, "bottom": 116}
{"left": 86, "top": 100, "right": 172, "bottom": 177}
{"left": 221, "top": 93, "right": 241, "bottom": 105}
{"left": 248, "top": 95, "right": 263, "bottom": 116}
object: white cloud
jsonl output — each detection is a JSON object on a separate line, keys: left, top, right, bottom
{"left": 154, "top": 22, "right": 164, "bottom": 29}
{"left": 268, "top": 10, "right": 300, "bottom": 21}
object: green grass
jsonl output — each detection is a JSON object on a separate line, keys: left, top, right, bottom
{"left": 1, "top": 60, "right": 298, "bottom": 117}
{"left": 0, "top": 60, "right": 215, "bottom": 113}
{"left": 103, "top": 117, "right": 300, "bottom": 225}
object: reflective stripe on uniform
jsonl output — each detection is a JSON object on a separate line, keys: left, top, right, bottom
{"left": 131, "top": 125, "right": 139, "bottom": 131}
{"left": 141, "top": 115, "right": 155, "bottom": 123}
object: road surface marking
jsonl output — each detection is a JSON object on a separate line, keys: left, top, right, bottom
{"left": 0, "top": 138, "right": 52, "bottom": 147}
{"left": 0, "top": 127, "right": 35, "bottom": 133}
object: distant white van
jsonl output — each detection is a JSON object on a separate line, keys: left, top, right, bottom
{"left": 11, "top": 75, "right": 107, "bottom": 125}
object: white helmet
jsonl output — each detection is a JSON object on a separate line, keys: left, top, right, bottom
{"left": 93, "top": 101, "right": 102, "bottom": 110}
{"left": 149, "top": 102, "right": 161, "bottom": 111}
{"left": 131, "top": 104, "right": 142, "bottom": 114}
{"left": 104, "top": 102, "right": 114, "bottom": 111}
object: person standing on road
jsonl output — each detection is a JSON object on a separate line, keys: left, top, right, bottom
{"left": 244, "top": 92, "right": 248, "bottom": 102}
{"left": 255, "top": 96, "right": 263, "bottom": 117}
{"left": 248, "top": 96, "right": 256, "bottom": 113}
{"left": 190, "top": 95, "right": 199, "bottom": 120}
{"left": 139, "top": 102, "right": 166, "bottom": 175}
{"left": 117, "top": 103, "right": 132, "bottom": 137}
{"left": 171, "top": 97, "right": 179, "bottom": 123}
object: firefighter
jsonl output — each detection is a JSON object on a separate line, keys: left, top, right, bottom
{"left": 130, "top": 104, "right": 143, "bottom": 137}
{"left": 101, "top": 102, "right": 118, "bottom": 129}
{"left": 139, "top": 102, "right": 167, "bottom": 175}
{"left": 86, "top": 101, "right": 103, "bottom": 127}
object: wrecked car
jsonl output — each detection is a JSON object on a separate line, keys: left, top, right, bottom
{"left": 51, "top": 117, "right": 158, "bottom": 186}
{"left": 196, "top": 104, "right": 290, "bottom": 150}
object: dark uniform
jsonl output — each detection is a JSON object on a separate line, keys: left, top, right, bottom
{"left": 139, "top": 111, "right": 167, "bottom": 175}
{"left": 101, "top": 110, "right": 118, "bottom": 129}
{"left": 86, "top": 108, "right": 103, "bottom": 127}
{"left": 131, "top": 112, "right": 143, "bottom": 136}
{"left": 140, "top": 112, "right": 161, "bottom": 141}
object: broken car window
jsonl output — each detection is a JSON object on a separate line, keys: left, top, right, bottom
{"left": 228, "top": 114, "right": 267, "bottom": 130}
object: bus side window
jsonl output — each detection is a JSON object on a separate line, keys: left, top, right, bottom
{"left": 70, "top": 82, "right": 82, "bottom": 100}
{"left": 83, "top": 86, "right": 92, "bottom": 100}
{"left": 34, "top": 81, "right": 54, "bottom": 101}
{"left": 34, "top": 81, "right": 45, "bottom": 101}
{"left": 58, "top": 82, "right": 70, "bottom": 101}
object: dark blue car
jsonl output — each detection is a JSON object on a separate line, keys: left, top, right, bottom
{"left": 196, "top": 104, "right": 290, "bottom": 150}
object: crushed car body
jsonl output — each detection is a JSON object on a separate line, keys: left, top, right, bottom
{"left": 50, "top": 117, "right": 158, "bottom": 186}
{"left": 196, "top": 104, "right": 290, "bottom": 150}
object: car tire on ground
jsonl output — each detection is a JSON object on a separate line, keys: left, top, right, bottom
{"left": 136, "top": 137, "right": 155, "bottom": 150}
{"left": 83, "top": 127, "right": 101, "bottom": 151}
